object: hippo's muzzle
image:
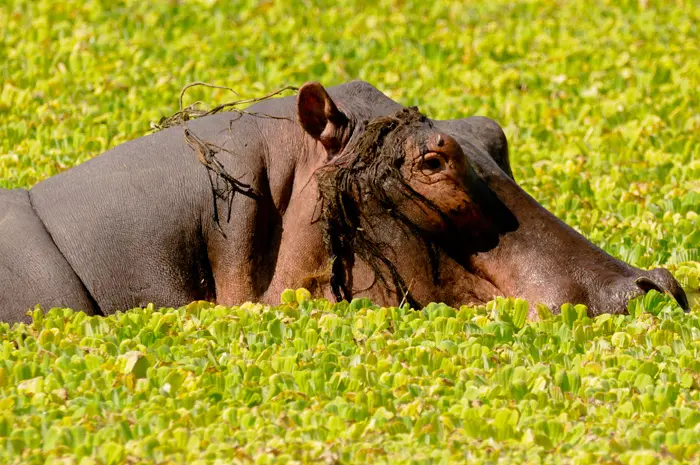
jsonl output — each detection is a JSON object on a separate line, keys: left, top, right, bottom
{"left": 445, "top": 125, "right": 689, "bottom": 317}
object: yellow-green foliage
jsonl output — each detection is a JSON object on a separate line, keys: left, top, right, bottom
{"left": 0, "top": 0, "right": 698, "bottom": 463}
{"left": 1, "top": 293, "right": 699, "bottom": 464}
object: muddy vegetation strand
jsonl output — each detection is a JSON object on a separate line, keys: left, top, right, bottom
{"left": 154, "top": 83, "right": 298, "bottom": 232}
{"left": 316, "top": 107, "right": 447, "bottom": 308}
{"left": 158, "top": 88, "right": 445, "bottom": 306}
{"left": 152, "top": 82, "right": 299, "bottom": 131}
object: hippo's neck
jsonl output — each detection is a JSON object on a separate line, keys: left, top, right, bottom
{"left": 204, "top": 99, "right": 336, "bottom": 304}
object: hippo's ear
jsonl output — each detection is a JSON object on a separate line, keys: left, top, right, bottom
{"left": 297, "top": 82, "right": 349, "bottom": 157}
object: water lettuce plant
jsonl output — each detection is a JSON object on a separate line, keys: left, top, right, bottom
{"left": 0, "top": 291, "right": 698, "bottom": 464}
{"left": 1, "top": 0, "right": 698, "bottom": 463}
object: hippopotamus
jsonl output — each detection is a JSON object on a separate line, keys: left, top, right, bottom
{"left": 0, "top": 80, "right": 688, "bottom": 322}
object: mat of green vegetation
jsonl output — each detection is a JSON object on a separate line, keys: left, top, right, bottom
{"left": 0, "top": 0, "right": 698, "bottom": 464}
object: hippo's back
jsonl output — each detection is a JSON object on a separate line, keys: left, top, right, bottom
{"left": 0, "top": 188, "right": 98, "bottom": 322}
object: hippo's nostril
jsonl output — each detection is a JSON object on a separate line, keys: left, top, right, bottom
{"left": 635, "top": 273, "right": 689, "bottom": 311}
{"left": 635, "top": 276, "right": 664, "bottom": 294}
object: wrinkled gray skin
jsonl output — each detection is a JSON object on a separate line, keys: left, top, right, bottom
{"left": 0, "top": 81, "right": 687, "bottom": 323}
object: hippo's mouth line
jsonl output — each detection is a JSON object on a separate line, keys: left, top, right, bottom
{"left": 456, "top": 260, "right": 508, "bottom": 307}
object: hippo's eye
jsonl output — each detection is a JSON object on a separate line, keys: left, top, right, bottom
{"left": 420, "top": 152, "right": 446, "bottom": 172}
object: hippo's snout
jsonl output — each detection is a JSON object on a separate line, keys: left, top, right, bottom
{"left": 586, "top": 268, "right": 689, "bottom": 316}
{"left": 465, "top": 165, "right": 690, "bottom": 318}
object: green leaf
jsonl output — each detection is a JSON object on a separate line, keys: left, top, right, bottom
{"left": 99, "top": 442, "right": 125, "bottom": 465}
{"left": 634, "top": 373, "right": 655, "bottom": 391}
{"left": 512, "top": 298, "right": 529, "bottom": 329}
{"left": 296, "top": 288, "right": 312, "bottom": 303}
{"left": 281, "top": 289, "right": 297, "bottom": 304}
{"left": 536, "top": 304, "right": 553, "bottom": 321}
{"left": 121, "top": 351, "right": 149, "bottom": 379}
{"left": 268, "top": 318, "right": 285, "bottom": 341}
{"left": 680, "top": 373, "right": 694, "bottom": 389}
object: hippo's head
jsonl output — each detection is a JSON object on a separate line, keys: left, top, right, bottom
{"left": 296, "top": 82, "right": 688, "bottom": 316}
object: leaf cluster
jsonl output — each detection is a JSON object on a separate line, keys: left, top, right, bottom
{"left": 0, "top": 290, "right": 698, "bottom": 464}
